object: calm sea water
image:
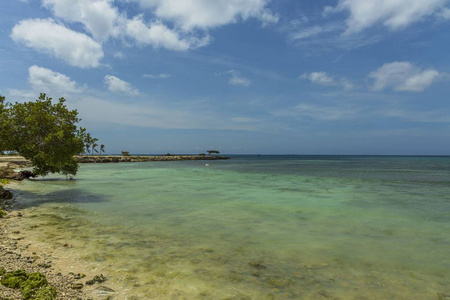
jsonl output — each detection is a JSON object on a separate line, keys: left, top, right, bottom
{"left": 8, "top": 156, "right": 450, "bottom": 299}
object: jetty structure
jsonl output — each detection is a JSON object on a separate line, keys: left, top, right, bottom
{"left": 76, "top": 155, "right": 230, "bottom": 163}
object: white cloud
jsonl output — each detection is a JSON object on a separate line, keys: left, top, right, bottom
{"left": 113, "top": 52, "right": 125, "bottom": 59}
{"left": 333, "top": 0, "right": 448, "bottom": 33}
{"left": 28, "top": 65, "right": 84, "bottom": 94}
{"left": 11, "top": 19, "right": 103, "bottom": 68}
{"left": 223, "top": 70, "right": 251, "bottom": 87}
{"left": 440, "top": 8, "right": 450, "bottom": 19}
{"left": 104, "top": 75, "right": 140, "bottom": 96}
{"left": 368, "top": 62, "right": 441, "bottom": 92}
{"left": 143, "top": 73, "right": 171, "bottom": 79}
{"left": 301, "top": 72, "right": 335, "bottom": 86}
{"left": 73, "top": 96, "right": 262, "bottom": 131}
{"left": 126, "top": 16, "right": 211, "bottom": 51}
{"left": 136, "top": 0, "right": 278, "bottom": 30}
{"left": 300, "top": 72, "right": 354, "bottom": 90}
{"left": 340, "top": 78, "right": 355, "bottom": 91}
{"left": 7, "top": 89, "right": 37, "bottom": 100}
{"left": 42, "top": 0, "right": 120, "bottom": 41}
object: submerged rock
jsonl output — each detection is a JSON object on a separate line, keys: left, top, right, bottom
{"left": 86, "top": 274, "right": 106, "bottom": 285}
{"left": 0, "top": 186, "right": 13, "bottom": 200}
{"left": 248, "top": 261, "right": 267, "bottom": 269}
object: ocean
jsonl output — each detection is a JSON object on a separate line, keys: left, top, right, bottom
{"left": 8, "top": 155, "right": 450, "bottom": 299}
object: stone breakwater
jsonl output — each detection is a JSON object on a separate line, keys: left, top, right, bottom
{"left": 76, "top": 155, "right": 230, "bottom": 163}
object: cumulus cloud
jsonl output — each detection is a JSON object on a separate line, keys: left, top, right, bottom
{"left": 368, "top": 62, "right": 441, "bottom": 92}
{"left": 28, "top": 65, "right": 85, "bottom": 94}
{"left": 11, "top": 19, "right": 103, "bottom": 68}
{"left": 104, "top": 75, "right": 140, "bottom": 96}
{"left": 126, "top": 16, "right": 211, "bottom": 50}
{"left": 332, "top": 0, "right": 448, "bottom": 33}
{"left": 42, "top": 0, "right": 120, "bottom": 41}
{"left": 136, "top": 0, "right": 278, "bottom": 30}
{"left": 300, "top": 72, "right": 354, "bottom": 90}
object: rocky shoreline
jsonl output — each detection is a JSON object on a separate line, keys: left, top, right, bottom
{"left": 0, "top": 157, "right": 118, "bottom": 299}
{"left": 1, "top": 154, "right": 230, "bottom": 167}
{"left": 0, "top": 186, "right": 120, "bottom": 300}
{"left": 0, "top": 212, "right": 87, "bottom": 299}
{"left": 76, "top": 155, "right": 230, "bottom": 163}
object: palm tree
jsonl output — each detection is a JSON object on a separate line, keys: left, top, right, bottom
{"left": 92, "top": 143, "right": 99, "bottom": 155}
{"left": 84, "top": 133, "right": 93, "bottom": 155}
{"left": 100, "top": 144, "right": 105, "bottom": 155}
{"left": 91, "top": 138, "right": 99, "bottom": 155}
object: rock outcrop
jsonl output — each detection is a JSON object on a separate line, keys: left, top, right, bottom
{"left": 76, "top": 155, "right": 230, "bottom": 163}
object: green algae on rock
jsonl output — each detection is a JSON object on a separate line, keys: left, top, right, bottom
{"left": 0, "top": 269, "right": 57, "bottom": 300}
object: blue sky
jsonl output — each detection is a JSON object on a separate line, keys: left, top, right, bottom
{"left": 1, "top": 0, "right": 450, "bottom": 155}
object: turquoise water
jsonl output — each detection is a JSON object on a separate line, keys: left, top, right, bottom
{"left": 9, "top": 156, "right": 450, "bottom": 299}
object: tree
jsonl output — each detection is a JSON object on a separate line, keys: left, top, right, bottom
{"left": 84, "top": 133, "right": 94, "bottom": 155}
{"left": 207, "top": 150, "right": 220, "bottom": 155}
{"left": 100, "top": 144, "right": 105, "bottom": 155}
{"left": 92, "top": 142, "right": 99, "bottom": 155}
{"left": 0, "top": 94, "right": 89, "bottom": 176}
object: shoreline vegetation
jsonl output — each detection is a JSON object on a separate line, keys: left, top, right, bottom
{"left": 0, "top": 154, "right": 229, "bottom": 299}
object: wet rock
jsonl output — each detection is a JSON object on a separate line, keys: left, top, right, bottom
{"left": 71, "top": 283, "right": 84, "bottom": 289}
{"left": 86, "top": 274, "right": 106, "bottom": 285}
{"left": 19, "top": 170, "right": 35, "bottom": 179}
{"left": 0, "top": 186, "right": 14, "bottom": 199}
{"left": 38, "top": 263, "right": 52, "bottom": 269}
{"left": 73, "top": 273, "right": 86, "bottom": 279}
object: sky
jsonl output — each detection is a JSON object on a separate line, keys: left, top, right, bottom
{"left": 1, "top": 0, "right": 450, "bottom": 155}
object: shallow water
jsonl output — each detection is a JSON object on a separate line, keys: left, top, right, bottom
{"left": 8, "top": 156, "right": 450, "bottom": 299}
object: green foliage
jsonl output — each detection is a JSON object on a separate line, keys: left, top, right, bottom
{"left": 0, "top": 208, "right": 6, "bottom": 218}
{"left": 0, "top": 94, "right": 88, "bottom": 176}
{"left": 0, "top": 270, "right": 56, "bottom": 300}
{"left": 121, "top": 150, "right": 130, "bottom": 156}
{"left": 0, "top": 268, "right": 6, "bottom": 276}
{"left": 207, "top": 150, "right": 220, "bottom": 155}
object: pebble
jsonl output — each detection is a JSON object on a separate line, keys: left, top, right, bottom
{"left": 71, "top": 283, "right": 84, "bottom": 290}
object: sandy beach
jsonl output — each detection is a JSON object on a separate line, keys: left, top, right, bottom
{"left": 0, "top": 211, "right": 88, "bottom": 299}
{"left": 0, "top": 157, "right": 117, "bottom": 299}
